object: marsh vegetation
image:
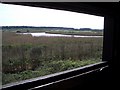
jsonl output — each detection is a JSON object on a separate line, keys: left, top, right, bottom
{"left": 2, "top": 27, "right": 103, "bottom": 85}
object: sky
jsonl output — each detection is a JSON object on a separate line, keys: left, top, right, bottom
{"left": 0, "top": 3, "right": 104, "bottom": 29}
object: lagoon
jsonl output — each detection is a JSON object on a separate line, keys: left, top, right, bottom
{"left": 17, "top": 32, "right": 103, "bottom": 38}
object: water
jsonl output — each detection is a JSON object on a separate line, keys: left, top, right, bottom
{"left": 17, "top": 32, "right": 103, "bottom": 38}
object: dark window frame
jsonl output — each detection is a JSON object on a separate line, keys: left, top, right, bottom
{"left": 2, "top": 2, "right": 115, "bottom": 90}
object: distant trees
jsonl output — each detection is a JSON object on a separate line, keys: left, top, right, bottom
{"left": 16, "top": 30, "right": 29, "bottom": 33}
{"left": 2, "top": 26, "right": 103, "bottom": 32}
{"left": 79, "top": 28, "right": 92, "bottom": 30}
{"left": 16, "top": 31, "right": 21, "bottom": 33}
{"left": 27, "top": 30, "right": 29, "bottom": 33}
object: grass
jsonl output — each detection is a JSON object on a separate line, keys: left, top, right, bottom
{"left": 45, "top": 30, "right": 103, "bottom": 36}
{"left": 2, "top": 30, "right": 103, "bottom": 85}
{"left": 2, "top": 59, "right": 99, "bottom": 85}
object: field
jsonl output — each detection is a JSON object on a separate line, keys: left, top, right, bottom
{"left": 2, "top": 28, "right": 103, "bottom": 85}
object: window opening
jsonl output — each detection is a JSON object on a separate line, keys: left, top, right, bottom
{"left": 1, "top": 3, "right": 104, "bottom": 85}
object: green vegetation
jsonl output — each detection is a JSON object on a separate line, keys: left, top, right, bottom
{"left": 2, "top": 59, "right": 99, "bottom": 84}
{"left": 45, "top": 30, "right": 103, "bottom": 36}
{"left": 2, "top": 28, "right": 103, "bottom": 85}
{"left": 2, "top": 26, "right": 103, "bottom": 36}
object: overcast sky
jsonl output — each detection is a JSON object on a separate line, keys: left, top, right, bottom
{"left": 0, "top": 3, "right": 104, "bottom": 29}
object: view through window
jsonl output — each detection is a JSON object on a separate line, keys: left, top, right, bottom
{"left": 1, "top": 3, "right": 104, "bottom": 85}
